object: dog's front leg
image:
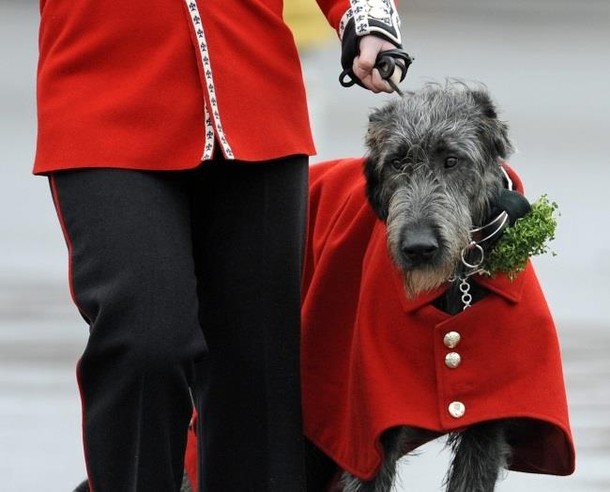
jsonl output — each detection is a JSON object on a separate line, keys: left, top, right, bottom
{"left": 444, "top": 421, "right": 512, "bottom": 492}
{"left": 340, "top": 426, "right": 411, "bottom": 492}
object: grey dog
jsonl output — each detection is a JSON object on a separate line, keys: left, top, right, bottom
{"left": 340, "top": 81, "right": 525, "bottom": 492}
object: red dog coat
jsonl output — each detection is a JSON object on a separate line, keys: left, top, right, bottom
{"left": 301, "top": 158, "right": 575, "bottom": 480}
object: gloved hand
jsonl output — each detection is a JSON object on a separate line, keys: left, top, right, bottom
{"left": 339, "top": 0, "right": 412, "bottom": 93}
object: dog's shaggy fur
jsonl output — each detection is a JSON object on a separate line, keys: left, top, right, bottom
{"left": 341, "top": 81, "right": 517, "bottom": 491}
{"left": 364, "top": 81, "right": 513, "bottom": 300}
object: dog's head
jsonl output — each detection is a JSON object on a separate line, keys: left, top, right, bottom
{"left": 364, "top": 82, "right": 514, "bottom": 295}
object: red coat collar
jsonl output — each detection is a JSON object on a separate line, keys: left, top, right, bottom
{"left": 395, "top": 267, "right": 528, "bottom": 314}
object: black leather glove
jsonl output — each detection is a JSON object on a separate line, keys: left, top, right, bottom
{"left": 339, "top": 0, "right": 411, "bottom": 90}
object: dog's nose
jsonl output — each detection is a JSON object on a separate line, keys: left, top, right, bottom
{"left": 401, "top": 229, "right": 439, "bottom": 264}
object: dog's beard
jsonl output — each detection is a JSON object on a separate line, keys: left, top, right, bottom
{"left": 402, "top": 263, "right": 455, "bottom": 298}
{"left": 384, "top": 174, "right": 480, "bottom": 298}
{"left": 387, "top": 214, "right": 468, "bottom": 299}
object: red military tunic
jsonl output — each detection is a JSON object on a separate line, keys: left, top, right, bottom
{"left": 302, "top": 158, "right": 575, "bottom": 480}
{"left": 34, "top": 0, "right": 351, "bottom": 174}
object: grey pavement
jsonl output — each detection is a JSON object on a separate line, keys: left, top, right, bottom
{"left": 1, "top": 1, "right": 609, "bottom": 490}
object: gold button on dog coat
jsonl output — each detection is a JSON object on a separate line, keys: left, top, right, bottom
{"left": 302, "top": 158, "right": 575, "bottom": 481}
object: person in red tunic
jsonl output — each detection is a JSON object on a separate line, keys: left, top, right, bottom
{"left": 35, "top": 1, "right": 405, "bottom": 490}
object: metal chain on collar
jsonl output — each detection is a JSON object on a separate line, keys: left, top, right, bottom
{"left": 458, "top": 276, "right": 473, "bottom": 310}
{"left": 451, "top": 242, "right": 487, "bottom": 310}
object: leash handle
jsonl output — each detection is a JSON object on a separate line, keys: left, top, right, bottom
{"left": 339, "top": 48, "right": 413, "bottom": 95}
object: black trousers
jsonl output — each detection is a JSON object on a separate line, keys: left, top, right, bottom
{"left": 50, "top": 156, "right": 308, "bottom": 492}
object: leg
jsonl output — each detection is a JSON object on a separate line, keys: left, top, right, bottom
{"left": 190, "top": 156, "right": 308, "bottom": 491}
{"left": 444, "top": 421, "right": 512, "bottom": 492}
{"left": 51, "top": 169, "right": 207, "bottom": 491}
{"left": 305, "top": 438, "right": 339, "bottom": 492}
{"left": 340, "top": 427, "right": 404, "bottom": 492}
{"left": 340, "top": 426, "right": 433, "bottom": 492}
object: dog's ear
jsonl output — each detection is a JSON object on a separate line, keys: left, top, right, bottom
{"left": 365, "top": 103, "right": 398, "bottom": 153}
{"left": 363, "top": 157, "right": 388, "bottom": 220}
{"left": 368, "top": 105, "right": 387, "bottom": 124}
{"left": 364, "top": 99, "right": 404, "bottom": 220}
{"left": 470, "top": 89, "right": 514, "bottom": 159}
{"left": 470, "top": 89, "right": 498, "bottom": 119}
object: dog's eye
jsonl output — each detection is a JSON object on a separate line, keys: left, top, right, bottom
{"left": 391, "top": 159, "right": 405, "bottom": 171}
{"left": 445, "top": 156, "right": 459, "bottom": 168}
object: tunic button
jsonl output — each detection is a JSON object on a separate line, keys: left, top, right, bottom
{"left": 443, "top": 331, "right": 461, "bottom": 348}
{"left": 445, "top": 352, "right": 461, "bottom": 368}
{"left": 448, "top": 401, "right": 466, "bottom": 418}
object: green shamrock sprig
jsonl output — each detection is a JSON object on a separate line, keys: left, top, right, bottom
{"left": 484, "top": 195, "right": 559, "bottom": 279}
